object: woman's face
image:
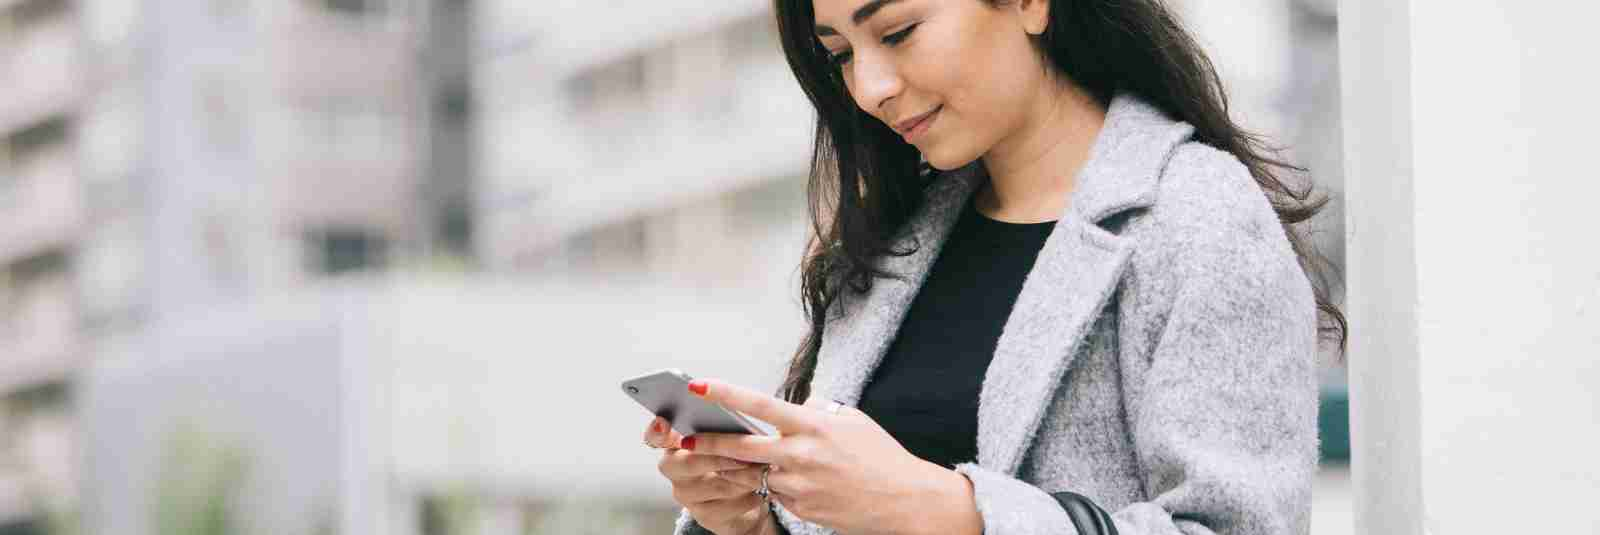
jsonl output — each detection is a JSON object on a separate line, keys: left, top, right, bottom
{"left": 812, "top": 0, "right": 1052, "bottom": 170}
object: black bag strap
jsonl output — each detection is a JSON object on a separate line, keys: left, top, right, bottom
{"left": 1049, "top": 491, "right": 1119, "bottom": 535}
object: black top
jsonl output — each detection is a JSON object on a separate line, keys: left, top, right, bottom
{"left": 857, "top": 192, "right": 1057, "bottom": 469}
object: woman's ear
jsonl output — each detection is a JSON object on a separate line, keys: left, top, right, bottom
{"left": 1017, "top": 0, "right": 1050, "bottom": 36}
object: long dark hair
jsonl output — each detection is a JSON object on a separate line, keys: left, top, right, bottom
{"left": 772, "top": 0, "right": 1348, "bottom": 404}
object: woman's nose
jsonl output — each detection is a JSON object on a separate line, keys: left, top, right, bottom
{"left": 849, "top": 53, "right": 904, "bottom": 115}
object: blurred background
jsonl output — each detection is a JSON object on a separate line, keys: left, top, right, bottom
{"left": 0, "top": 0, "right": 1350, "bottom": 534}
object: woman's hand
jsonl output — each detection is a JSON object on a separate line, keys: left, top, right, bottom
{"left": 646, "top": 417, "right": 782, "bottom": 535}
{"left": 677, "top": 379, "right": 982, "bottom": 535}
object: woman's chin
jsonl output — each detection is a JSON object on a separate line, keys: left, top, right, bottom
{"left": 923, "top": 149, "right": 979, "bottom": 172}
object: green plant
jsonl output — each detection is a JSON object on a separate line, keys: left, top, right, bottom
{"left": 151, "top": 420, "right": 252, "bottom": 535}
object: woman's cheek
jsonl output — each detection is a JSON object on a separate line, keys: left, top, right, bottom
{"left": 923, "top": 111, "right": 983, "bottom": 171}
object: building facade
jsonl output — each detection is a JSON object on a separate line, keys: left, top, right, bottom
{"left": 0, "top": 0, "right": 469, "bottom": 531}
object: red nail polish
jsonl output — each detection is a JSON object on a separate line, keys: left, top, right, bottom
{"left": 681, "top": 436, "right": 697, "bottom": 451}
{"left": 688, "top": 380, "right": 708, "bottom": 396}
{"left": 651, "top": 420, "right": 662, "bottom": 433}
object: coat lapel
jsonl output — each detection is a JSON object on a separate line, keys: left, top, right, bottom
{"left": 979, "top": 95, "right": 1196, "bottom": 475}
{"left": 810, "top": 160, "right": 987, "bottom": 408}
{"left": 975, "top": 212, "right": 1138, "bottom": 476}
{"left": 811, "top": 93, "right": 1196, "bottom": 477}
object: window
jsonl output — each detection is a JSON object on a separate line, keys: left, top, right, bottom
{"left": 8, "top": 117, "right": 69, "bottom": 157}
{"left": 0, "top": 142, "right": 12, "bottom": 206}
{"left": 0, "top": 516, "right": 48, "bottom": 535}
{"left": 8, "top": 247, "right": 69, "bottom": 283}
{"left": 0, "top": 263, "right": 12, "bottom": 342}
{"left": 437, "top": 201, "right": 473, "bottom": 258}
{"left": 561, "top": 218, "right": 648, "bottom": 275}
{"left": 292, "top": 98, "right": 394, "bottom": 159}
{"left": 306, "top": 228, "right": 388, "bottom": 275}
{"left": 438, "top": 84, "right": 472, "bottom": 125}
{"left": 726, "top": 14, "right": 778, "bottom": 66}
{"left": 564, "top": 53, "right": 647, "bottom": 113}
{"left": 1, "top": 250, "right": 71, "bottom": 345}
{"left": 728, "top": 175, "right": 806, "bottom": 233}
{"left": 12, "top": 0, "right": 69, "bottom": 26}
{"left": 4, "top": 117, "right": 71, "bottom": 209}
{"left": 319, "top": 0, "right": 381, "bottom": 16}
{"left": 7, "top": 379, "right": 70, "bottom": 414}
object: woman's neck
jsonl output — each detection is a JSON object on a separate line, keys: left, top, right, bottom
{"left": 976, "top": 80, "right": 1107, "bottom": 224}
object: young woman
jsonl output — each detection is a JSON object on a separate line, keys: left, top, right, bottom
{"left": 644, "top": 0, "right": 1347, "bottom": 534}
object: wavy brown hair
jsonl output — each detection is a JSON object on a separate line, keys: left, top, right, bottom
{"left": 773, "top": 0, "right": 1347, "bottom": 404}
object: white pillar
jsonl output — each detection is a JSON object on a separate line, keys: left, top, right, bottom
{"left": 1339, "top": 2, "right": 1600, "bottom": 533}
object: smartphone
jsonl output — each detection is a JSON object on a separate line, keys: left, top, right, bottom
{"left": 621, "top": 368, "right": 771, "bottom": 437}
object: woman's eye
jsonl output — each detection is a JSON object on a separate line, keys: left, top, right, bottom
{"left": 826, "top": 22, "right": 918, "bottom": 68}
{"left": 829, "top": 50, "right": 854, "bottom": 67}
{"left": 883, "top": 22, "right": 919, "bottom": 45}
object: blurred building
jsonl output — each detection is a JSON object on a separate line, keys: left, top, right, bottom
{"left": 75, "top": 1, "right": 814, "bottom": 534}
{"left": 2, "top": 0, "right": 110, "bottom": 529}
{"left": 1, "top": 0, "right": 471, "bottom": 532}
{"left": 70, "top": 2, "right": 815, "bottom": 534}
{"left": 475, "top": 0, "right": 814, "bottom": 288}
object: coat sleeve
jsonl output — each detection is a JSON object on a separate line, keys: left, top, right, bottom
{"left": 673, "top": 509, "right": 716, "bottom": 535}
{"left": 673, "top": 502, "right": 802, "bottom": 535}
{"left": 951, "top": 206, "right": 1322, "bottom": 535}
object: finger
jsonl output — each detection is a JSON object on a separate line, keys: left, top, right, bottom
{"left": 688, "top": 378, "right": 817, "bottom": 434}
{"left": 801, "top": 396, "right": 834, "bottom": 417}
{"left": 714, "top": 465, "right": 766, "bottom": 491}
{"left": 683, "top": 432, "right": 788, "bottom": 465}
{"left": 765, "top": 467, "right": 803, "bottom": 498}
{"left": 659, "top": 450, "right": 760, "bottom": 480}
{"left": 801, "top": 396, "right": 840, "bottom": 412}
{"left": 644, "top": 417, "right": 667, "bottom": 446}
{"left": 645, "top": 417, "right": 686, "bottom": 449}
{"left": 674, "top": 473, "right": 756, "bottom": 504}
{"left": 802, "top": 396, "right": 862, "bottom": 419}
{"left": 686, "top": 491, "right": 762, "bottom": 520}
{"left": 725, "top": 465, "right": 802, "bottom": 498}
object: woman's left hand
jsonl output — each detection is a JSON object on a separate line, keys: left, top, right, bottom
{"left": 680, "top": 378, "right": 979, "bottom": 535}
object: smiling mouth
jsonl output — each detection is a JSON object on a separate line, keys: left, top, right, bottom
{"left": 898, "top": 105, "right": 942, "bottom": 141}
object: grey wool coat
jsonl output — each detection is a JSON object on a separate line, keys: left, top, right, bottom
{"left": 675, "top": 92, "right": 1320, "bottom": 535}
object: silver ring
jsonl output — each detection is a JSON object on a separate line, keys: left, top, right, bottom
{"left": 825, "top": 400, "right": 844, "bottom": 414}
{"left": 754, "top": 465, "right": 772, "bottom": 499}
{"left": 644, "top": 439, "right": 662, "bottom": 449}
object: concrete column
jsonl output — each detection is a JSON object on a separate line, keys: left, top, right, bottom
{"left": 1339, "top": 2, "right": 1600, "bottom": 533}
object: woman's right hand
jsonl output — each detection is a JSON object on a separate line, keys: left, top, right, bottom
{"left": 646, "top": 417, "right": 779, "bottom": 535}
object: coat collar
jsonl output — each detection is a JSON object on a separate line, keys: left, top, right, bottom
{"left": 810, "top": 92, "right": 1196, "bottom": 476}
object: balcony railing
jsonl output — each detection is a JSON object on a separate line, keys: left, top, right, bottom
{"left": 0, "top": 144, "right": 86, "bottom": 265}
{"left": 0, "top": 272, "right": 80, "bottom": 395}
{"left": 0, "top": 12, "right": 82, "bottom": 136}
{"left": 263, "top": 3, "right": 421, "bottom": 104}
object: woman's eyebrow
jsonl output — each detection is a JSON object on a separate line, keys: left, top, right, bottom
{"left": 816, "top": 0, "right": 904, "bottom": 36}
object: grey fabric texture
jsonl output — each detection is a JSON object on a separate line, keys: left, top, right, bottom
{"left": 674, "top": 91, "right": 1319, "bottom": 535}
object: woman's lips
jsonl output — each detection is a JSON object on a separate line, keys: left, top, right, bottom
{"left": 900, "top": 105, "right": 942, "bottom": 142}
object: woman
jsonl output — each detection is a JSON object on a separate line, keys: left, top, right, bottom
{"left": 644, "top": 0, "right": 1347, "bottom": 534}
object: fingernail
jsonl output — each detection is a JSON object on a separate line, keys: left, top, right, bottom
{"left": 651, "top": 419, "right": 662, "bottom": 433}
{"left": 687, "top": 380, "right": 708, "bottom": 396}
{"left": 681, "top": 436, "right": 697, "bottom": 451}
